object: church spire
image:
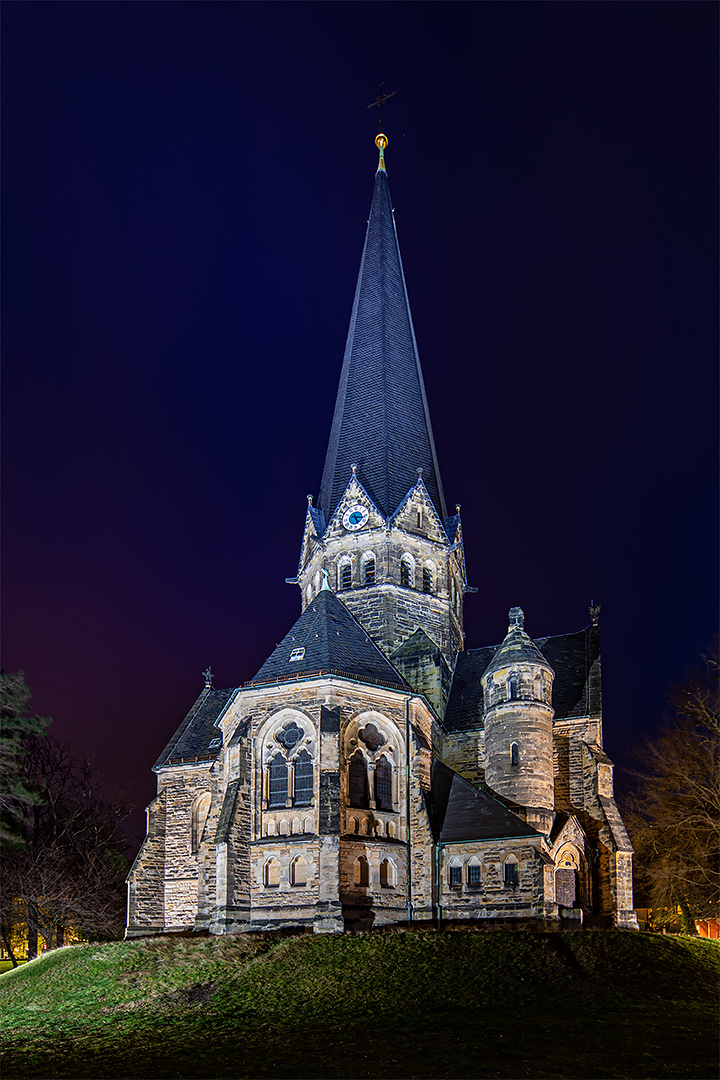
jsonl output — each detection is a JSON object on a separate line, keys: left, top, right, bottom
{"left": 318, "top": 135, "right": 447, "bottom": 525}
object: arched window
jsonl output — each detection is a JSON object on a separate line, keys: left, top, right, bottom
{"left": 348, "top": 749, "right": 369, "bottom": 808}
{"left": 363, "top": 553, "right": 376, "bottom": 585}
{"left": 294, "top": 749, "right": 313, "bottom": 806}
{"left": 374, "top": 755, "right": 393, "bottom": 811}
{"left": 264, "top": 858, "right": 281, "bottom": 888}
{"left": 268, "top": 754, "right": 289, "bottom": 808}
{"left": 508, "top": 674, "right": 519, "bottom": 700}
{"left": 380, "top": 859, "right": 394, "bottom": 888}
{"left": 449, "top": 863, "right": 462, "bottom": 887}
{"left": 511, "top": 742, "right": 519, "bottom": 767}
{"left": 348, "top": 816, "right": 358, "bottom": 835}
{"left": 400, "top": 554, "right": 413, "bottom": 588}
{"left": 191, "top": 792, "right": 212, "bottom": 854}
{"left": 504, "top": 856, "right": 519, "bottom": 889}
{"left": 339, "top": 560, "right": 352, "bottom": 591}
{"left": 422, "top": 566, "right": 433, "bottom": 594}
{"left": 354, "top": 856, "right": 370, "bottom": 887}
{"left": 291, "top": 856, "right": 308, "bottom": 887}
{"left": 534, "top": 673, "right": 546, "bottom": 703}
{"left": 468, "top": 860, "right": 481, "bottom": 885}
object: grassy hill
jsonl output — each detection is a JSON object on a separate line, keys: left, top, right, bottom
{"left": 1, "top": 929, "right": 717, "bottom": 1079}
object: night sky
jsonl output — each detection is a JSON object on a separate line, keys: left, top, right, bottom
{"left": 3, "top": 3, "right": 717, "bottom": 842}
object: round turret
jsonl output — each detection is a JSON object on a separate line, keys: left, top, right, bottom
{"left": 481, "top": 607, "right": 555, "bottom": 831}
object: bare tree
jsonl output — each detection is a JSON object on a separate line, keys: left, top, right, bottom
{"left": 0, "top": 735, "right": 131, "bottom": 963}
{"left": 623, "top": 643, "right": 719, "bottom": 933}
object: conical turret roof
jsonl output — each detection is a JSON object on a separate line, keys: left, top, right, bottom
{"left": 318, "top": 149, "right": 446, "bottom": 524}
{"left": 483, "top": 608, "right": 554, "bottom": 678}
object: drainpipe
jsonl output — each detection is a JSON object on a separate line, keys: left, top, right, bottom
{"left": 406, "top": 696, "right": 412, "bottom": 924}
{"left": 435, "top": 841, "right": 449, "bottom": 928}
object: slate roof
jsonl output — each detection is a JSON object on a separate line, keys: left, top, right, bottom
{"left": 248, "top": 586, "right": 408, "bottom": 691}
{"left": 483, "top": 624, "right": 554, "bottom": 678}
{"left": 444, "top": 625, "right": 602, "bottom": 732}
{"left": 318, "top": 164, "right": 446, "bottom": 525}
{"left": 154, "top": 686, "right": 237, "bottom": 770}
{"left": 425, "top": 759, "right": 540, "bottom": 843}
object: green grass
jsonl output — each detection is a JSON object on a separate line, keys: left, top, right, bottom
{"left": 1, "top": 929, "right": 717, "bottom": 1078}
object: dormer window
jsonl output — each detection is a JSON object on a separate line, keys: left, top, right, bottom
{"left": 208, "top": 737, "right": 221, "bottom": 749}
{"left": 289, "top": 647, "right": 305, "bottom": 662}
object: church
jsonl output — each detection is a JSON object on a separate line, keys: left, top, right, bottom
{"left": 126, "top": 133, "right": 638, "bottom": 936}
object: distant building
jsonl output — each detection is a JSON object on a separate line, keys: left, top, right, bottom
{"left": 127, "top": 135, "right": 638, "bottom": 936}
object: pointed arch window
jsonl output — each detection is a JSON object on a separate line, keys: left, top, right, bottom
{"left": 294, "top": 749, "right": 313, "bottom": 806}
{"left": 400, "top": 555, "right": 413, "bottom": 588}
{"left": 380, "top": 859, "right": 395, "bottom": 888}
{"left": 422, "top": 566, "right": 433, "bottom": 594}
{"left": 191, "top": 792, "right": 212, "bottom": 854}
{"left": 374, "top": 755, "right": 393, "bottom": 811}
{"left": 508, "top": 674, "right": 519, "bottom": 700}
{"left": 348, "top": 749, "right": 369, "bottom": 809}
{"left": 339, "top": 560, "right": 352, "bottom": 591}
{"left": 363, "top": 553, "right": 376, "bottom": 586}
{"left": 268, "top": 753, "right": 289, "bottom": 808}
{"left": 264, "top": 858, "right": 281, "bottom": 888}
{"left": 291, "top": 856, "right": 308, "bottom": 887}
{"left": 504, "top": 857, "right": 519, "bottom": 889}
{"left": 354, "top": 856, "right": 370, "bottom": 887}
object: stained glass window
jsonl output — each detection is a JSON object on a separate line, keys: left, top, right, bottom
{"left": 294, "top": 749, "right": 313, "bottom": 806}
{"left": 268, "top": 754, "right": 288, "bottom": 807}
{"left": 349, "top": 749, "right": 369, "bottom": 808}
{"left": 374, "top": 755, "right": 392, "bottom": 810}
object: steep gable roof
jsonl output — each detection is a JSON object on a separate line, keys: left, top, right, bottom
{"left": 318, "top": 164, "right": 446, "bottom": 525}
{"left": 154, "top": 686, "right": 237, "bottom": 770}
{"left": 248, "top": 586, "right": 408, "bottom": 691}
{"left": 425, "top": 759, "right": 539, "bottom": 842}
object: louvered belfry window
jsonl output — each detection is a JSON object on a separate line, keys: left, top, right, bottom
{"left": 294, "top": 749, "right": 313, "bottom": 806}
{"left": 363, "top": 556, "right": 376, "bottom": 585}
{"left": 422, "top": 567, "right": 433, "bottom": 593}
{"left": 349, "top": 749, "right": 369, "bottom": 808}
{"left": 340, "top": 563, "right": 352, "bottom": 590}
{"left": 268, "top": 754, "right": 288, "bottom": 807}
{"left": 374, "top": 755, "right": 393, "bottom": 810}
{"left": 400, "top": 560, "right": 411, "bottom": 587}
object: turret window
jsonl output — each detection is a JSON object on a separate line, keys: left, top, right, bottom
{"left": 348, "top": 749, "right": 369, "bottom": 809}
{"left": 268, "top": 754, "right": 289, "bottom": 807}
{"left": 508, "top": 674, "right": 519, "bottom": 700}
{"left": 511, "top": 742, "right": 519, "bottom": 767}
{"left": 374, "top": 755, "right": 393, "bottom": 811}
{"left": 422, "top": 566, "right": 433, "bottom": 594}
{"left": 294, "top": 749, "right": 314, "bottom": 805}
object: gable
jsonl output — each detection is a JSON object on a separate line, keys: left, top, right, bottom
{"left": 323, "top": 473, "right": 385, "bottom": 542}
{"left": 390, "top": 477, "right": 448, "bottom": 544}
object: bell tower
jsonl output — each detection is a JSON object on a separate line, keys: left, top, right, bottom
{"left": 294, "top": 133, "right": 468, "bottom": 675}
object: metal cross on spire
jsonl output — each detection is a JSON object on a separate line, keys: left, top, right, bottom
{"left": 367, "top": 83, "right": 397, "bottom": 132}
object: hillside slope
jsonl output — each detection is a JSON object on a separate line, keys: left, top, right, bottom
{"left": 1, "top": 929, "right": 717, "bottom": 1079}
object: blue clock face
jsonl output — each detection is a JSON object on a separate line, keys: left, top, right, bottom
{"left": 342, "top": 504, "right": 369, "bottom": 531}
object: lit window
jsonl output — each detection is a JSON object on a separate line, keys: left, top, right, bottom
{"left": 449, "top": 865, "right": 462, "bottom": 887}
{"left": 289, "top": 647, "right": 305, "bottom": 662}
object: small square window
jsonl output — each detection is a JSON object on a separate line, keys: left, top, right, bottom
{"left": 289, "top": 647, "right": 305, "bottom": 662}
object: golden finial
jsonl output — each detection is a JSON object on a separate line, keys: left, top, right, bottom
{"left": 375, "top": 132, "right": 388, "bottom": 173}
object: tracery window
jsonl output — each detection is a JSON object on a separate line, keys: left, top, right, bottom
{"left": 294, "top": 748, "right": 313, "bottom": 805}
{"left": 348, "top": 749, "right": 369, "bottom": 809}
{"left": 374, "top": 755, "right": 393, "bottom": 811}
{"left": 268, "top": 753, "right": 289, "bottom": 808}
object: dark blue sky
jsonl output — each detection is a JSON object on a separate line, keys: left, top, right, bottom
{"left": 2, "top": 3, "right": 717, "bottom": 835}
